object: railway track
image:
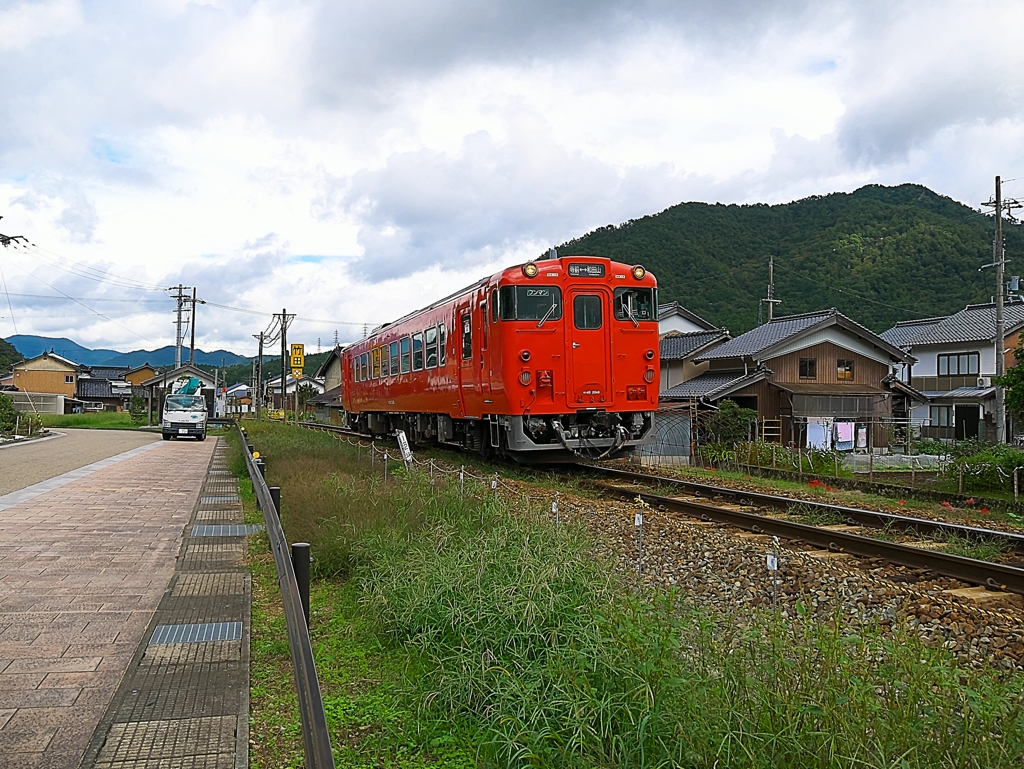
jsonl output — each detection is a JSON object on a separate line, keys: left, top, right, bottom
{"left": 578, "top": 464, "right": 1024, "bottom": 596}
{"left": 288, "top": 420, "right": 1024, "bottom": 596}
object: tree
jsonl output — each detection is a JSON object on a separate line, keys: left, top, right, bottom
{"left": 0, "top": 337, "right": 23, "bottom": 374}
{"left": 703, "top": 399, "right": 758, "bottom": 444}
{"left": 0, "top": 392, "right": 17, "bottom": 433}
{"left": 994, "top": 344, "right": 1024, "bottom": 426}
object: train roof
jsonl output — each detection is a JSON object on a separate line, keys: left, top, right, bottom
{"left": 364, "top": 254, "right": 637, "bottom": 341}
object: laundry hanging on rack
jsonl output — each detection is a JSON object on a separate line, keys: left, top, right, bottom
{"left": 836, "top": 421, "right": 855, "bottom": 451}
{"left": 806, "top": 418, "right": 832, "bottom": 450}
{"left": 856, "top": 425, "right": 868, "bottom": 449}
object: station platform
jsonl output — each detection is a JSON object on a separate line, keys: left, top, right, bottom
{"left": 0, "top": 436, "right": 252, "bottom": 768}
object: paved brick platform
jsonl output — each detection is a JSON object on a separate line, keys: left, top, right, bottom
{"left": 81, "top": 440, "right": 252, "bottom": 769}
{"left": 0, "top": 437, "right": 217, "bottom": 768}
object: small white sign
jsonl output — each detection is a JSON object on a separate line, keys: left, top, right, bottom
{"left": 766, "top": 554, "right": 778, "bottom": 571}
{"left": 551, "top": 501, "right": 558, "bottom": 515}
{"left": 491, "top": 478, "right": 498, "bottom": 490}
{"left": 634, "top": 512, "right": 643, "bottom": 527}
{"left": 395, "top": 430, "right": 414, "bottom": 463}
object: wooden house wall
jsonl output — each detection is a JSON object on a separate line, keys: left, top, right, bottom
{"left": 765, "top": 342, "right": 890, "bottom": 385}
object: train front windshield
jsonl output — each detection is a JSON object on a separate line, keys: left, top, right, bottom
{"left": 613, "top": 288, "right": 657, "bottom": 323}
{"left": 499, "top": 286, "right": 562, "bottom": 321}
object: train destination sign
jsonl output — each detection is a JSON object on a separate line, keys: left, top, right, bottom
{"left": 567, "top": 263, "right": 606, "bottom": 278}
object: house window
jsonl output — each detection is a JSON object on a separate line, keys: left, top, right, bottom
{"left": 837, "top": 359, "right": 854, "bottom": 380}
{"left": 65, "top": 374, "right": 75, "bottom": 384}
{"left": 930, "top": 405, "right": 952, "bottom": 427}
{"left": 799, "top": 358, "right": 817, "bottom": 379}
{"left": 938, "top": 352, "right": 979, "bottom": 376}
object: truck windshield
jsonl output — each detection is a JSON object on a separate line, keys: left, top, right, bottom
{"left": 165, "top": 395, "right": 206, "bottom": 411}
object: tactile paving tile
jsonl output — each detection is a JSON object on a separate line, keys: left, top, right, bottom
{"left": 190, "top": 524, "right": 264, "bottom": 537}
{"left": 172, "top": 573, "right": 246, "bottom": 597}
{"left": 141, "top": 641, "right": 241, "bottom": 666}
{"left": 181, "top": 542, "right": 244, "bottom": 567}
{"left": 113, "top": 677, "right": 241, "bottom": 722}
{"left": 193, "top": 509, "right": 240, "bottom": 523}
{"left": 93, "top": 716, "right": 237, "bottom": 766}
{"left": 150, "top": 622, "right": 242, "bottom": 644}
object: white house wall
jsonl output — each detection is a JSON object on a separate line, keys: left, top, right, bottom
{"left": 908, "top": 341, "right": 996, "bottom": 377}
{"left": 659, "top": 316, "right": 707, "bottom": 335}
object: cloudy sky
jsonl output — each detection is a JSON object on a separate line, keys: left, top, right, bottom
{"left": 1, "top": 0, "right": 1023, "bottom": 356}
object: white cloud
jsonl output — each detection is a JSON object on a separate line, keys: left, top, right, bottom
{"left": 1, "top": 0, "right": 1023, "bottom": 355}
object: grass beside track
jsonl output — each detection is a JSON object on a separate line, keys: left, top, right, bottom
{"left": 234, "top": 422, "right": 1024, "bottom": 769}
{"left": 38, "top": 412, "right": 136, "bottom": 429}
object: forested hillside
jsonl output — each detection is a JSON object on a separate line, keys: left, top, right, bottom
{"left": 558, "top": 184, "right": 1024, "bottom": 334}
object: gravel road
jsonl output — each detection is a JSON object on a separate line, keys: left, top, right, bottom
{"left": 0, "top": 428, "right": 162, "bottom": 495}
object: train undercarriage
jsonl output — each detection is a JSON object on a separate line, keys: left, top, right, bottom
{"left": 344, "top": 409, "right": 655, "bottom": 463}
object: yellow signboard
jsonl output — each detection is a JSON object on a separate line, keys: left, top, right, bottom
{"left": 292, "top": 367, "right": 304, "bottom": 380}
{"left": 290, "top": 343, "right": 305, "bottom": 370}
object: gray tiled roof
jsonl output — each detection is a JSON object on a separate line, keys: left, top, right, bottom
{"left": 77, "top": 379, "right": 113, "bottom": 399}
{"left": 695, "top": 309, "right": 837, "bottom": 361}
{"left": 879, "top": 317, "right": 946, "bottom": 348}
{"left": 87, "top": 366, "right": 130, "bottom": 380}
{"left": 661, "top": 371, "right": 754, "bottom": 400}
{"left": 660, "top": 330, "right": 728, "bottom": 361}
{"left": 909, "top": 301, "right": 1024, "bottom": 345}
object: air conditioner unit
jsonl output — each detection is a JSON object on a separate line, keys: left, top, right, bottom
{"left": 978, "top": 377, "right": 991, "bottom": 388}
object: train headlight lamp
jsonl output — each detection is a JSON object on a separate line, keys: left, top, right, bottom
{"left": 644, "top": 349, "right": 655, "bottom": 360}
{"left": 631, "top": 265, "right": 646, "bottom": 280}
{"left": 520, "top": 350, "right": 531, "bottom": 362}
{"left": 523, "top": 262, "right": 539, "bottom": 278}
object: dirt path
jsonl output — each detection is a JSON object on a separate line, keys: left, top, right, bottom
{"left": 0, "top": 429, "right": 162, "bottom": 495}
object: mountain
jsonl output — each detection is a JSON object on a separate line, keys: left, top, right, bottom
{"left": 5, "top": 335, "right": 251, "bottom": 368}
{"left": 557, "top": 183, "right": 1023, "bottom": 334}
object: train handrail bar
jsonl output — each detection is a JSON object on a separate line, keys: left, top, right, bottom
{"left": 237, "top": 423, "right": 335, "bottom": 768}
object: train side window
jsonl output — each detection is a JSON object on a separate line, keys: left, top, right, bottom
{"left": 359, "top": 353, "right": 367, "bottom": 381}
{"left": 491, "top": 290, "right": 499, "bottom": 323}
{"left": 362, "top": 353, "right": 368, "bottom": 381}
{"left": 439, "top": 323, "right": 447, "bottom": 366}
{"left": 574, "top": 295, "right": 602, "bottom": 330}
{"left": 371, "top": 348, "right": 380, "bottom": 379}
{"left": 400, "top": 337, "right": 411, "bottom": 374}
{"left": 379, "top": 346, "right": 389, "bottom": 377}
{"left": 425, "top": 327, "right": 438, "bottom": 369}
{"left": 499, "top": 286, "right": 516, "bottom": 320}
{"left": 461, "top": 313, "right": 472, "bottom": 359}
{"left": 389, "top": 341, "right": 399, "bottom": 375}
{"left": 412, "top": 333, "right": 424, "bottom": 370}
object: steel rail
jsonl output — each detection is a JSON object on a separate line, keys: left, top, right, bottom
{"left": 592, "top": 481, "right": 1024, "bottom": 595}
{"left": 588, "top": 465, "right": 1024, "bottom": 552}
{"left": 238, "top": 424, "right": 336, "bottom": 769}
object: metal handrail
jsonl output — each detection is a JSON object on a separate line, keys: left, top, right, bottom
{"left": 237, "top": 424, "right": 335, "bottom": 768}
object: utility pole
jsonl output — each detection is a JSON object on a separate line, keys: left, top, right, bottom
{"left": 277, "top": 309, "right": 295, "bottom": 414}
{"left": 170, "top": 284, "right": 188, "bottom": 369}
{"left": 252, "top": 331, "right": 265, "bottom": 420}
{"left": 188, "top": 287, "right": 197, "bottom": 365}
{"left": 758, "top": 256, "right": 782, "bottom": 325}
{"left": 983, "top": 177, "right": 1023, "bottom": 444}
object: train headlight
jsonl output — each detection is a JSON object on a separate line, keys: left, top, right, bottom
{"left": 520, "top": 350, "right": 531, "bottom": 362}
{"left": 631, "top": 265, "right": 646, "bottom": 280}
{"left": 644, "top": 368, "right": 655, "bottom": 383}
{"left": 644, "top": 349, "right": 655, "bottom": 360}
{"left": 523, "top": 262, "right": 539, "bottom": 278}
{"left": 519, "top": 371, "right": 532, "bottom": 385}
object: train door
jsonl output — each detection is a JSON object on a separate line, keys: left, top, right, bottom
{"left": 565, "top": 287, "right": 612, "bottom": 406}
{"left": 479, "top": 289, "right": 492, "bottom": 402}
{"left": 457, "top": 302, "right": 482, "bottom": 417}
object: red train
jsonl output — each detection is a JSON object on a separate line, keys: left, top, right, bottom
{"left": 341, "top": 253, "right": 659, "bottom": 461}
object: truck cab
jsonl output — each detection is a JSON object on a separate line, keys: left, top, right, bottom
{"left": 161, "top": 394, "right": 208, "bottom": 441}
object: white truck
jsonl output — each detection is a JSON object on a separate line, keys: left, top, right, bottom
{"left": 161, "top": 393, "right": 208, "bottom": 441}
